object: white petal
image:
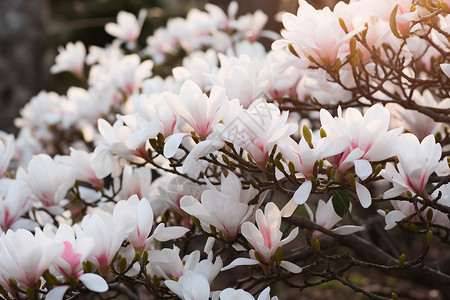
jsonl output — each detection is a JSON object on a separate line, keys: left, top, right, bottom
{"left": 353, "top": 159, "right": 372, "bottom": 180}
{"left": 279, "top": 260, "right": 302, "bottom": 273}
{"left": 221, "top": 257, "right": 259, "bottom": 271}
{"left": 440, "top": 63, "right": 450, "bottom": 79}
{"left": 331, "top": 225, "right": 365, "bottom": 235}
{"left": 257, "top": 287, "right": 272, "bottom": 300}
{"left": 79, "top": 273, "right": 108, "bottom": 293}
{"left": 355, "top": 182, "right": 372, "bottom": 208}
{"left": 293, "top": 180, "right": 312, "bottom": 205}
{"left": 46, "top": 285, "right": 70, "bottom": 300}
{"left": 281, "top": 199, "right": 298, "bottom": 218}
{"left": 151, "top": 225, "right": 189, "bottom": 242}
{"left": 163, "top": 133, "right": 189, "bottom": 158}
{"left": 385, "top": 210, "right": 407, "bottom": 230}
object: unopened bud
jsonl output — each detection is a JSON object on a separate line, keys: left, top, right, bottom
{"left": 427, "top": 208, "right": 433, "bottom": 223}
{"left": 348, "top": 173, "right": 356, "bottom": 189}
{"left": 339, "top": 17, "right": 349, "bottom": 33}
{"left": 288, "top": 44, "right": 300, "bottom": 58}
{"left": 119, "top": 256, "right": 127, "bottom": 273}
{"left": 398, "top": 253, "right": 406, "bottom": 268}
{"left": 274, "top": 246, "right": 283, "bottom": 266}
{"left": 427, "top": 230, "right": 433, "bottom": 246}
{"left": 302, "top": 125, "right": 314, "bottom": 149}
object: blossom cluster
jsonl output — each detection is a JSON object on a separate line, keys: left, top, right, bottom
{"left": 1, "top": 0, "right": 450, "bottom": 299}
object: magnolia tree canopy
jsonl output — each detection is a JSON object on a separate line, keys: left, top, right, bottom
{"left": 0, "top": 0, "right": 450, "bottom": 299}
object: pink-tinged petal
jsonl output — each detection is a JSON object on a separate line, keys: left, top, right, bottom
{"left": 331, "top": 225, "right": 365, "bottom": 235}
{"left": 46, "top": 285, "right": 70, "bottom": 300}
{"left": 163, "top": 133, "right": 189, "bottom": 158}
{"left": 221, "top": 257, "right": 259, "bottom": 271}
{"left": 279, "top": 260, "right": 302, "bottom": 273}
{"left": 355, "top": 182, "right": 372, "bottom": 208}
{"left": 79, "top": 273, "right": 108, "bottom": 292}
{"left": 281, "top": 199, "right": 298, "bottom": 218}
{"left": 385, "top": 210, "right": 407, "bottom": 230}
{"left": 241, "top": 222, "right": 263, "bottom": 247}
{"left": 341, "top": 148, "right": 365, "bottom": 165}
{"left": 353, "top": 160, "right": 372, "bottom": 180}
{"left": 293, "top": 180, "right": 312, "bottom": 205}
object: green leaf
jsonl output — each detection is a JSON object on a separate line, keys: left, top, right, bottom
{"left": 332, "top": 190, "right": 350, "bottom": 218}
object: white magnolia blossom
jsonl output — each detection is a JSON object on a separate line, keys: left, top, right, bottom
{"left": 0, "top": 132, "right": 14, "bottom": 178}
{"left": 382, "top": 134, "right": 442, "bottom": 198}
{"left": 0, "top": 178, "right": 32, "bottom": 231}
{"left": 223, "top": 202, "right": 301, "bottom": 274}
{"left": 0, "top": 228, "right": 64, "bottom": 289}
{"left": 115, "top": 195, "right": 189, "bottom": 252}
{"left": 105, "top": 9, "right": 147, "bottom": 49}
{"left": 305, "top": 198, "right": 364, "bottom": 235}
{"left": 180, "top": 172, "right": 259, "bottom": 239}
{"left": 50, "top": 41, "right": 86, "bottom": 76}
{"left": 17, "top": 154, "right": 75, "bottom": 207}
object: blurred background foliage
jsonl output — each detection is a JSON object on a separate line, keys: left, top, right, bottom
{"left": 0, "top": 0, "right": 341, "bottom": 132}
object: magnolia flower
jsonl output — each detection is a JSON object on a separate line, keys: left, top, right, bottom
{"left": 17, "top": 154, "right": 75, "bottom": 207}
{"left": 165, "top": 270, "right": 210, "bottom": 300}
{"left": 172, "top": 49, "right": 218, "bottom": 91}
{"left": 213, "top": 286, "right": 278, "bottom": 300}
{"left": 279, "top": 129, "right": 347, "bottom": 210}
{"left": 320, "top": 104, "right": 403, "bottom": 207}
{"left": 169, "top": 80, "right": 232, "bottom": 140}
{"left": 74, "top": 205, "right": 136, "bottom": 273}
{"left": 382, "top": 134, "right": 442, "bottom": 198}
{"left": 180, "top": 172, "right": 259, "bottom": 239}
{"left": 0, "top": 132, "right": 14, "bottom": 178}
{"left": 380, "top": 199, "right": 420, "bottom": 230}
{"left": 147, "top": 245, "right": 222, "bottom": 283}
{"left": 431, "top": 183, "right": 450, "bottom": 228}
{"left": 105, "top": 9, "right": 147, "bottom": 49}
{"left": 386, "top": 91, "right": 450, "bottom": 141}
{"left": 0, "top": 178, "right": 32, "bottom": 231}
{"left": 111, "top": 54, "right": 154, "bottom": 95}
{"left": 305, "top": 198, "right": 364, "bottom": 236}
{"left": 116, "top": 166, "right": 152, "bottom": 200}
{"left": 214, "top": 53, "right": 268, "bottom": 108}
{"left": 91, "top": 117, "right": 144, "bottom": 178}
{"left": 50, "top": 41, "right": 86, "bottom": 76}
{"left": 0, "top": 228, "right": 64, "bottom": 289}
{"left": 274, "top": 0, "right": 365, "bottom": 64}
{"left": 223, "top": 202, "right": 301, "bottom": 274}
{"left": 115, "top": 195, "right": 189, "bottom": 252}
{"left": 129, "top": 92, "right": 178, "bottom": 143}
{"left": 214, "top": 99, "right": 297, "bottom": 169}
{"left": 58, "top": 148, "right": 103, "bottom": 188}
{"left": 164, "top": 80, "right": 240, "bottom": 160}
{"left": 44, "top": 224, "right": 108, "bottom": 299}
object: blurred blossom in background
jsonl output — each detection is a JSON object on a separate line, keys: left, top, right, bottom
{"left": 0, "top": 0, "right": 342, "bottom": 133}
